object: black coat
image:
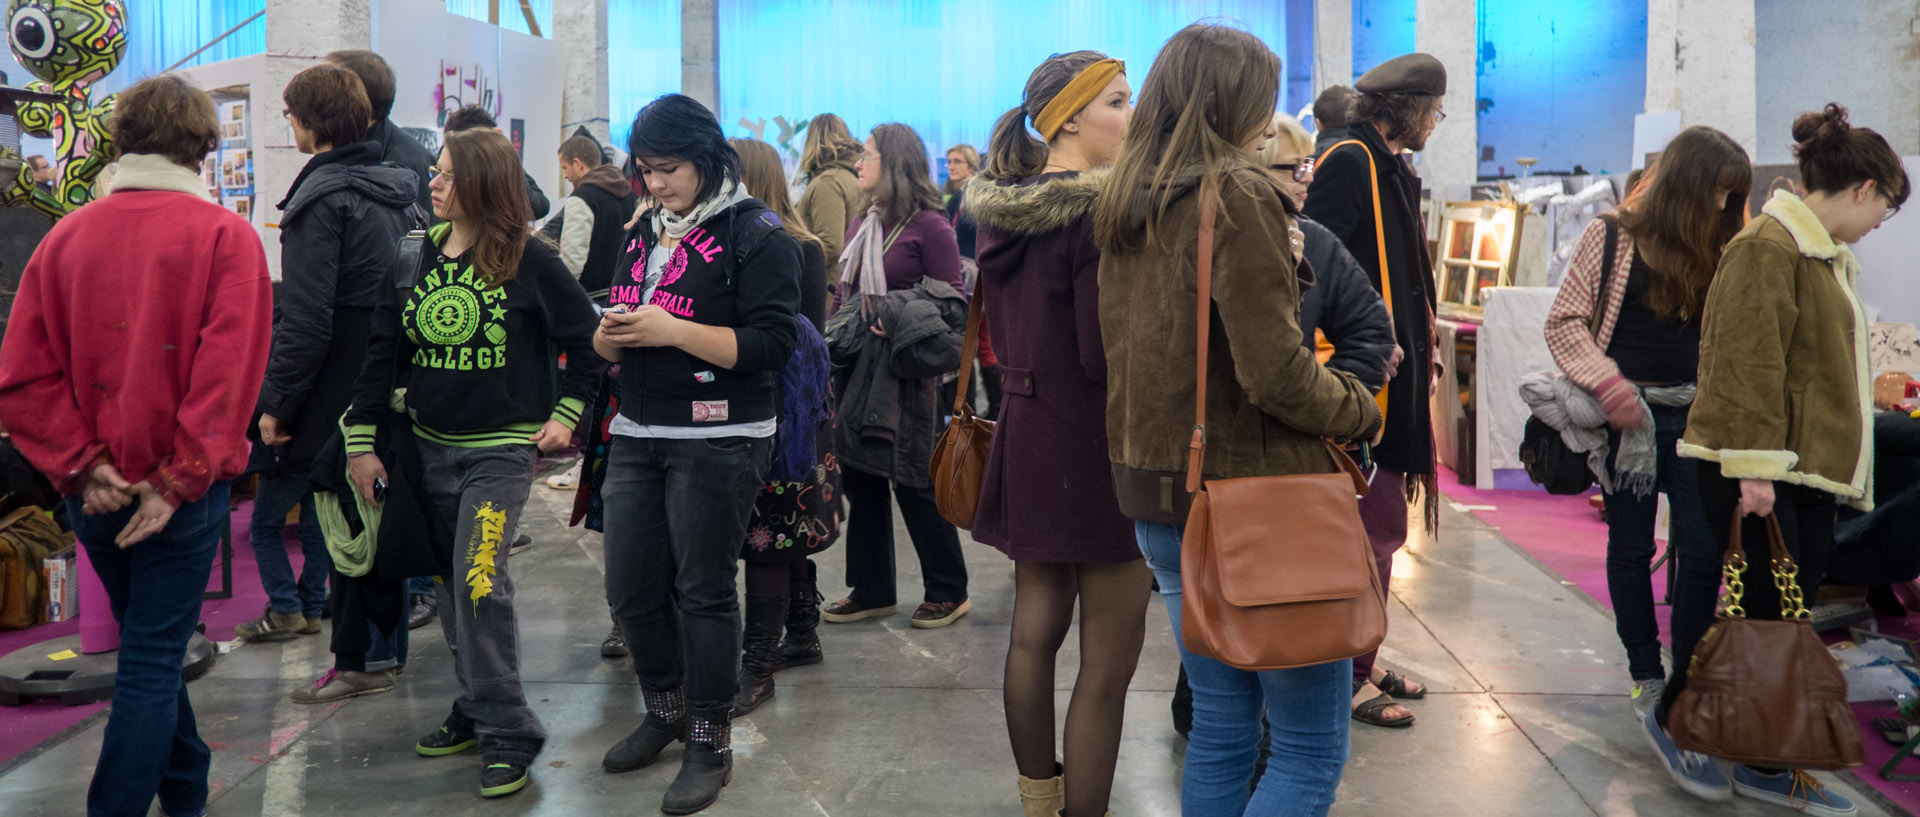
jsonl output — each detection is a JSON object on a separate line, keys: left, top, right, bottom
{"left": 369, "top": 119, "right": 433, "bottom": 219}
{"left": 1298, "top": 217, "right": 1395, "bottom": 392}
{"left": 255, "top": 142, "right": 417, "bottom": 472}
{"left": 1304, "top": 122, "right": 1435, "bottom": 474}
{"left": 826, "top": 278, "right": 967, "bottom": 487}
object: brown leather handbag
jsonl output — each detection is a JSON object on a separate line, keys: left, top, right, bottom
{"left": 1667, "top": 511, "right": 1864, "bottom": 770}
{"left": 1178, "top": 191, "right": 1388, "bottom": 671}
{"left": 929, "top": 280, "right": 995, "bottom": 529}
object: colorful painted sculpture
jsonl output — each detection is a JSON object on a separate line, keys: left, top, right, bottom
{"left": 4, "top": 0, "right": 127, "bottom": 218}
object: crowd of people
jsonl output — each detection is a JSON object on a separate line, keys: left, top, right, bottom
{"left": 0, "top": 18, "right": 1908, "bottom": 817}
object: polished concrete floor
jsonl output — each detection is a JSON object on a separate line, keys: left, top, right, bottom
{"left": 0, "top": 473, "right": 1900, "bottom": 817}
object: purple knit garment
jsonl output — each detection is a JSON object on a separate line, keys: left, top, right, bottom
{"left": 770, "top": 318, "right": 831, "bottom": 483}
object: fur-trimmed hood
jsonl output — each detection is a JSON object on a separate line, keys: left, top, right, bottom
{"left": 962, "top": 169, "right": 1106, "bottom": 237}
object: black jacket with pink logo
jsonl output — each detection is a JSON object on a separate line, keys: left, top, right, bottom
{"left": 608, "top": 198, "right": 802, "bottom": 428}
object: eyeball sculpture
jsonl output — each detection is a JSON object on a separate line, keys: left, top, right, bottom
{"left": 4, "top": 0, "right": 127, "bottom": 218}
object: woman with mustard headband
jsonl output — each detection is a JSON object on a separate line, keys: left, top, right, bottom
{"left": 964, "top": 52, "right": 1143, "bottom": 817}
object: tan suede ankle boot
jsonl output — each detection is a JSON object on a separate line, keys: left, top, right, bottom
{"left": 1018, "top": 772, "right": 1064, "bottom": 817}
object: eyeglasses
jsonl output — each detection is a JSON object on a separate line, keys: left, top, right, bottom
{"left": 858, "top": 151, "right": 879, "bottom": 164}
{"left": 428, "top": 165, "right": 455, "bottom": 184}
{"left": 1433, "top": 109, "right": 1448, "bottom": 124}
{"left": 1884, "top": 194, "right": 1902, "bottom": 222}
{"left": 1271, "top": 158, "right": 1316, "bottom": 183}
{"left": 280, "top": 109, "right": 290, "bottom": 120}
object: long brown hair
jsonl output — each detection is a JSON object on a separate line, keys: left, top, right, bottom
{"left": 801, "top": 113, "right": 861, "bottom": 177}
{"left": 732, "top": 137, "right": 823, "bottom": 251}
{"left": 1095, "top": 23, "right": 1280, "bottom": 254}
{"left": 985, "top": 50, "right": 1107, "bottom": 181}
{"left": 444, "top": 128, "right": 533, "bottom": 285}
{"left": 1609, "top": 126, "right": 1750, "bottom": 319}
{"left": 866, "top": 123, "right": 944, "bottom": 225}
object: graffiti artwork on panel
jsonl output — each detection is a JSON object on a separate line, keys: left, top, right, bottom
{"left": 3, "top": 0, "right": 126, "bottom": 218}
{"left": 435, "top": 60, "right": 500, "bottom": 128}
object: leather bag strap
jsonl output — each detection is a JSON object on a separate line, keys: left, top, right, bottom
{"left": 1724, "top": 511, "right": 1797, "bottom": 572}
{"left": 1316, "top": 138, "right": 1392, "bottom": 423}
{"left": 950, "top": 279, "right": 984, "bottom": 416}
{"left": 1184, "top": 188, "right": 1367, "bottom": 497}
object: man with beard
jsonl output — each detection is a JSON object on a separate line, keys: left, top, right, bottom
{"left": 1303, "top": 51, "right": 1448, "bottom": 731}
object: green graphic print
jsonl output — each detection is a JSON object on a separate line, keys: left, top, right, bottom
{"left": 4, "top": 0, "right": 126, "bottom": 218}
{"left": 404, "top": 258, "right": 512, "bottom": 371}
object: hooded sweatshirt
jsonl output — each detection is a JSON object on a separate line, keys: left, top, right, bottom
{"left": 256, "top": 140, "right": 418, "bottom": 470}
{"left": 539, "top": 163, "right": 640, "bottom": 298}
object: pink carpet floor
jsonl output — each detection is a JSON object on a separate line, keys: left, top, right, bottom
{"left": 0, "top": 502, "right": 288, "bottom": 771}
{"left": 1438, "top": 467, "right": 1920, "bottom": 814}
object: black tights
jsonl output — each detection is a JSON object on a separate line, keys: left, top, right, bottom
{"left": 744, "top": 559, "right": 809, "bottom": 596}
{"left": 1004, "top": 560, "right": 1153, "bottom": 817}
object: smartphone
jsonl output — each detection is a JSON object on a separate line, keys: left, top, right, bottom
{"left": 606, "top": 304, "right": 629, "bottom": 314}
{"left": 372, "top": 477, "right": 387, "bottom": 502}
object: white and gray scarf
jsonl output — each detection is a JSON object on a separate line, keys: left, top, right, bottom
{"left": 1519, "top": 372, "right": 1696, "bottom": 497}
{"left": 838, "top": 206, "right": 907, "bottom": 308}
{"left": 638, "top": 176, "right": 752, "bottom": 301}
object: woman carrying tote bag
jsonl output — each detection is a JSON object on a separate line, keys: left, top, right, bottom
{"left": 1652, "top": 103, "right": 1909, "bottom": 816}
{"left": 1094, "top": 22, "right": 1382, "bottom": 817}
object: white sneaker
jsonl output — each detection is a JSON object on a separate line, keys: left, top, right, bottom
{"left": 547, "top": 460, "right": 581, "bottom": 490}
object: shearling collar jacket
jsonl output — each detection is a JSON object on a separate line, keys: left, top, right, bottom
{"left": 963, "top": 169, "right": 1104, "bottom": 236}
{"left": 1679, "top": 190, "right": 1874, "bottom": 509}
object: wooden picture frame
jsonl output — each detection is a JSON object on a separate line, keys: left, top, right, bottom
{"left": 1435, "top": 200, "right": 1529, "bottom": 322}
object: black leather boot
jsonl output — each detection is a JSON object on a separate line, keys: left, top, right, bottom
{"left": 774, "top": 560, "right": 823, "bottom": 672}
{"left": 662, "top": 719, "right": 732, "bottom": 815}
{"left": 732, "top": 593, "right": 786, "bottom": 716}
{"left": 603, "top": 688, "right": 686, "bottom": 773}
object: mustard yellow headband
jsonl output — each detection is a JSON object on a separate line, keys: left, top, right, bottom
{"left": 1033, "top": 59, "right": 1126, "bottom": 142}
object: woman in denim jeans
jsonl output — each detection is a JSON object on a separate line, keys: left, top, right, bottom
{"left": 593, "top": 95, "right": 801, "bottom": 816}
{"left": 0, "top": 76, "right": 273, "bottom": 817}
{"left": 1092, "top": 24, "right": 1383, "bottom": 817}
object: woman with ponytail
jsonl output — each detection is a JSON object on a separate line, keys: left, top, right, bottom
{"left": 965, "top": 50, "right": 1142, "bottom": 817}
{"left": 1648, "top": 103, "right": 1908, "bottom": 815}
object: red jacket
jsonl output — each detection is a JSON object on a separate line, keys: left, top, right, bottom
{"left": 0, "top": 160, "right": 273, "bottom": 506}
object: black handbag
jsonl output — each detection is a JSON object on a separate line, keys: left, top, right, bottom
{"left": 1520, "top": 221, "right": 1620, "bottom": 495}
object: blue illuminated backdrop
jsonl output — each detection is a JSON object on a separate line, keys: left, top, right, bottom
{"left": 1474, "top": 0, "right": 1645, "bottom": 178}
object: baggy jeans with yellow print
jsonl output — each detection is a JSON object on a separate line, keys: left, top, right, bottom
{"left": 419, "top": 439, "right": 547, "bottom": 765}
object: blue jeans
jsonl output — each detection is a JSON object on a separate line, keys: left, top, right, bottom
{"left": 1137, "top": 522, "right": 1350, "bottom": 817}
{"left": 1601, "top": 403, "right": 1714, "bottom": 682}
{"left": 67, "top": 482, "right": 229, "bottom": 817}
{"left": 247, "top": 474, "right": 328, "bottom": 619}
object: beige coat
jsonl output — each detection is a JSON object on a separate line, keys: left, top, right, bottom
{"left": 798, "top": 160, "right": 862, "bottom": 271}
{"left": 1679, "top": 190, "right": 1874, "bottom": 510}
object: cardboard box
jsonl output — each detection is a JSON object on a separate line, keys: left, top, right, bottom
{"left": 43, "top": 548, "right": 75, "bottom": 622}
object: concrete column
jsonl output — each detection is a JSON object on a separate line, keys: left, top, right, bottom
{"left": 1645, "top": 0, "right": 1757, "bottom": 156}
{"left": 681, "top": 0, "right": 719, "bottom": 114}
{"left": 554, "top": 0, "right": 611, "bottom": 150}
{"left": 1314, "top": 0, "right": 1353, "bottom": 93}
{"left": 1415, "top": 0, "right": 1478, "bottom": 193}
{"left": 261, "top": 0, "right": 373, "bottom": 279}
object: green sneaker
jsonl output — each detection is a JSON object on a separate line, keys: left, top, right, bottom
{"left": 480, "top": 763, "right": 530, "bottom": 798}
{"left": 415, "top": 725, "right": 477, "bottom": 757}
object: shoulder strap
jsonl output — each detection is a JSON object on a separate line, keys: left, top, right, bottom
{"left": 390, "top": 230, "right": 427, "bottom": 303}
{"left": 1185, "top": 187, "right": 1369, "bottom": 496}
{"left": 1315, "top": 139, "right": 1393, "bottom": 425}
{"left": 950, "top": 280, "right": 984, "bottom": 416}
{"left": 881, "top": 218, "right": 911, "bottom": 255}
{"left": 1589, "top": 220, "right": 1619, "bottom": 338}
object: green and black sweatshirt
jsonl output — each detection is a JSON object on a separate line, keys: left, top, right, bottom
{"left": 345, "top": 224, "right": 606, "bottom": 452}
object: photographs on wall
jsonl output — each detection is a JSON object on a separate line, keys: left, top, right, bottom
{"left": 211, "top": 94, "right": 254, "bottom": 221}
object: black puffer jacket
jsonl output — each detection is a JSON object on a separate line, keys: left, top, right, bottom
{"left": 1297, "top": 217, "right": 1395, "bottom": 392}
{"left": 255, "top": 141, "right": 416, "bottom": 471}
{"left": 826, "top": 278, "right": 966, "bottom": 487}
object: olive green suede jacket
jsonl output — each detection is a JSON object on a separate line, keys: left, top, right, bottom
{"left": 1099, "top": 167, "right": 1383, "bottom": 523}
{"left": 1678, "top": 190, "right": 1874, "bottom": 510}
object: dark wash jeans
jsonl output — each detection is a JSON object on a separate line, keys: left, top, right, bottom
{"left": 67, "top": 481, "right": 229, "bottom": 817}
{"left": 603, "top": 435, "right": 771, "bottom": 723}
{"left": 1660, "top": 460, "right": 1836, "bottom": 722}
{"left": 1602, "top": 403, "right": 1714, "bottom": 682}
{"left": 247, "top": 474, "right": 329, "bottom": 618}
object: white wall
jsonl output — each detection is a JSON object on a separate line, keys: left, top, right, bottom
{"left": 1755, "top": 0, "right": 1920, "bottom": 165}
{"left": 1850, "top": 157, "right": 1920, "bottom": 326}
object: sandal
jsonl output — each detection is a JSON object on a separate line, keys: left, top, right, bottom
{"left": 1377, "top": 670, "right": 1427, "bottom": 699}
{"left": 1352, "top": 680, "right": 1414, "bottom": 728}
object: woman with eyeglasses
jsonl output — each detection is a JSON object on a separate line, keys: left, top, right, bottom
{"left": 342, "top": 127, "right": 605, "bottom": 800}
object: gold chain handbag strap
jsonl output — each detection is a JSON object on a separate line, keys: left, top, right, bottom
{"left": 1720, "top": 510, "right": 1811, "bottom": 621}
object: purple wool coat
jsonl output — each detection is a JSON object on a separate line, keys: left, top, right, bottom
{"left": 964, "top": 170, "right": 1136, "bottom": 563}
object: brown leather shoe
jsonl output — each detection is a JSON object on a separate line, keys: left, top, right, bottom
{"left": 821, "top": 598, "right": 896, "bottom": 623}
{"left": 910, "top": 599, "right": 972, "bottom": 629}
